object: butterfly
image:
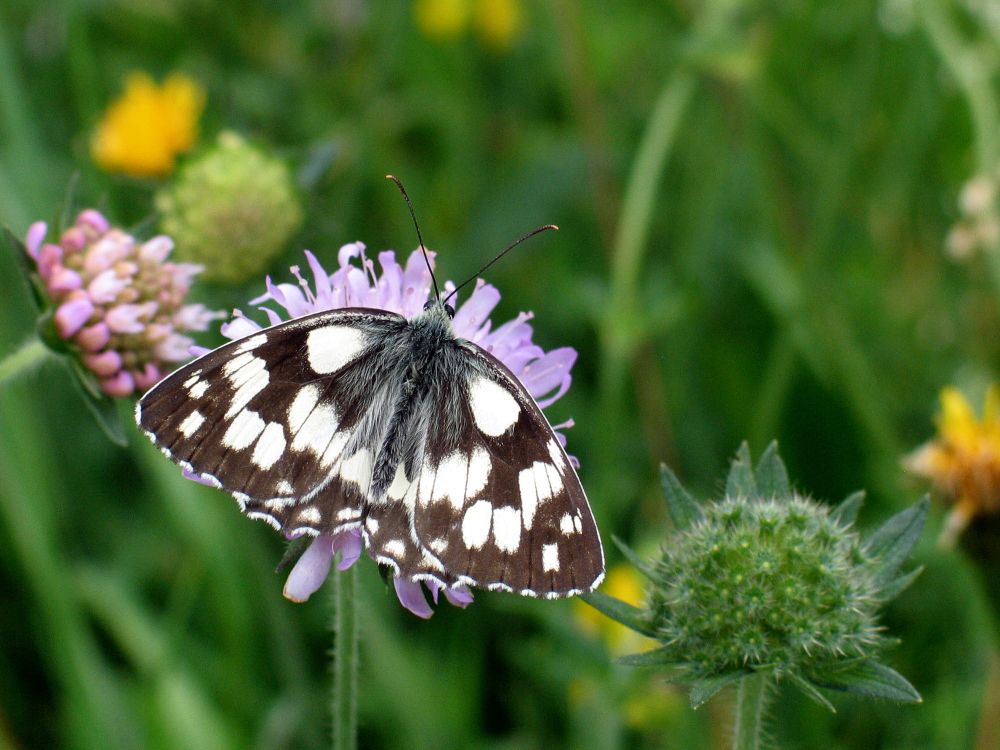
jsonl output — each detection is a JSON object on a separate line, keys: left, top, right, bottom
{"left": 136, "top": 179, "right": 604, "bottom": 599}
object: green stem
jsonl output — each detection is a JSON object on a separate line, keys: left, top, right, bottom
{"left": 732, "top": 673, "right": 770, "bottom": 750}
{"left": 332, "top": 565, "right": 359, "bottom": 750}
{"left": 0, "top": 338, "right": 50, "bottom": 386}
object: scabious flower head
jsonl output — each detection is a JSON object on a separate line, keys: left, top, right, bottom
{"left": 218, "top": 243, "right": 577, "bottom": 617}
{"left": 156, "top": 132, "right": 303, "bottom": 284}
{"left": 24, "top": 210, "right": 223, "bottom": 397}
{"left": 92, "top": 72, "right": 205, "bottom": 178}
{"left": 588, "top": 444, "right": 924, "bottom": 709}
{"left": 905, "top": 386, "right": 1000, "bottom": 546}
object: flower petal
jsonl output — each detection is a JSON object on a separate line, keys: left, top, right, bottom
{"left": 283, "top": 535, "right": 335, "bottom": 602}
{"left": 453, "top": 281, "right": 501, "bottom": 338}
{"left": 25, "top": 222, "right": 47, "bottom": 259}
{"left": 393, "top": 577, "right": 434, "bottom": 619}
{"left": 55, "top": 298, "right": 95, "bottom": 338}
{"left": 333, "top": 528, "right": 363, "bottom": 570}
{"left": 519, "top": 347, "right": 577, "bottom": 406}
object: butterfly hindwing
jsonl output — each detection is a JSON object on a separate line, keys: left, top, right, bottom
{"left": 369, "top": 342, "right": 604, "bottom": 597}
{"left": 137, "top": 307, "right": 407, "bottom": 533}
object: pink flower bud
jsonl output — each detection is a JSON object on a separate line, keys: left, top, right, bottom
{"left": 83, "top": 234, "right": 131, "bottom": 275}
{"left": 54, "top": 298, "right": 95, "bottom": 339}
{"left": 87, "top": 269, "right": 128, "bottom": 304}
{"left": 60, "top": 227, "right": 87, "bottom": 252}
{"left": 101, "top": 370, "right": 135, "bottom": 398}
{"left": 36, "top": 243, "right": 63, "bottom": 279}
{"left": 139, "top": 236, "right": 173, "bottom": 264}
{"left": 83, "top": 350, "right": 123, "bottom": 377}
{"left": 77, "top": 209, "right": 110, "bottom": 234}
{"left": 25, "top": 222, "right": 47, "bottom": 259}
{"left": 76, "top": 323, "right": 111, "bottom": 352}
{"left": 46, "top": 267, "right": 83, "bottom": 294}
{"left": 134, "top": 363, "right": 162, "bottom": 391}
{"left": 106, "top": 302, "right": 157, "bottom": 334}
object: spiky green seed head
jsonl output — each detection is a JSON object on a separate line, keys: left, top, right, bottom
{"left": 156, "top": 131, "right": 303, "bottom": 284}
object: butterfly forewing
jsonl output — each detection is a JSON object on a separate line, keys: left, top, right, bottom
{"left": 137, "top": 308, "right": 405, "bottom": 532}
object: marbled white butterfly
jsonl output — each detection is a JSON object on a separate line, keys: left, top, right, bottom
{"left": 136, "top": 178, "right": 604, "bottom": 599}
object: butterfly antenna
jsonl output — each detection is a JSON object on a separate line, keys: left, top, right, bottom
{"left": 443, "top": 224, "right": 558, "bottom": 305}
{"left": 386, "top": 175, "right": 441, "bottom": 302}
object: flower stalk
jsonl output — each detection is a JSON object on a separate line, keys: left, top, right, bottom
{"left": 331, "top": 566, "right": 359, "bottom": 750}
{"left": 0, "top": 337, "right": 50, "bottom": 386}
{"left": 733, "top": 672, "right": 769, "bottom": 750}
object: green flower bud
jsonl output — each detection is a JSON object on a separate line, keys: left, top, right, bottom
{"left": 156, "top": 131, "right": 303, "bottom": 284}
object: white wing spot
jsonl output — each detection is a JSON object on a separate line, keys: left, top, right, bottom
{"left": 542, "top": 543, "right": 560, "bottom": 572}
{"left": 223, "top": 351, "right": 257, "bottom": 377}
{"left": 384, "top": 539, "right": 406, "bottom": 558}
{"left": 462, "top": 499, "right": 493, "bottom": 549}
{"left": 276, "top": 480, "right": 294, "bottom": 496}
{"left": 574, "top": 515, "right": 583, "bottom": 533}
{"left": 288, "top": 385, "right": 321, "bottom": 432}
{"left": 467, "top": 447, "right": 491, "bottom": 497}
{"left": 430, "top": 537, "right": 448, "bottom": 554}
{"left": 492, "top": 506, "right": 522, "bottom": 553}
{"left": 224, "top": 355, "right": 269, "bottom": 418}
{"left": 291, "top": 402, "right": 338, "bottom": 457}
{"left": 519, "top": 466, "right": 538, "bottom": 530}
{"left": 468, "top": 377, "right": 520, "bottom": 437}
{"left": 322, "top": 432, "right": 350, "bottom": 468}
{"left": 307, "top": 325, "right": 366, "bottom": 374}
{"left": 297, "top": 506, "right": 321, "bottom": 524}
{"left": 365, "top": 516, "right": 379, "bottom": 532}
{"left": 337, "top": 508, "right": 361, "bottom": 521}
{"left": 178, "top": 410, "right": 205, "bottom": 437}
{"left": 237, "top": 333, "right": 267, "bottom": 353}
{"left": 252, "top": 422, "right": 286, "bottom": 470}
{"left": 340, "top": 449, "right": 372, "bottom": 495}
{"left": 386, "top": 464, "right": 409, "bottom": 501}
{"left": 432, "top": 452, "right": 469, "bottom": 509}
{"left": 183, "top": 372, "right": 201, "bottom": 389}
{"left": 560, "top": 513, "right": 575, "bottom": 535}
{"left": 188, "top": 381, "right": 209, "bottom": 399}
{"left": 223, "top": 410, "right": 266, "bottom": 450}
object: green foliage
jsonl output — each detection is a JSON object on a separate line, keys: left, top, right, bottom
{"left": 0, "top": 0, "right": 997, "bottom": 747}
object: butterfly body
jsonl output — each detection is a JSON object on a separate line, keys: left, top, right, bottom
{"left": 138, "top": 298, "right": 604, "bottom": 598}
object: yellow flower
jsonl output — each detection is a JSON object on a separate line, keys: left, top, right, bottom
{"left": 473, "top": 0, "right": 522, "bottom": 50}
{"left": 92, "top": 72, "right": 205, "bottom": 178}
{"left": 574, "top": 563, "right": 657, "bottom": 657}
{"left": 413, "top": 0, "right": 470, "bottom": 40}
{"left": 905, "top": 386, "right": 1000, "bottom": 546}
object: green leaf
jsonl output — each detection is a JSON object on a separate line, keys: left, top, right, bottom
{"left": 831, "top": 490, "right": 865, "bottom": 527}
{"left": 787, "top": 672, "right": 836, "bottom": 712}
{"left": 879, "top": 565, "right": 924, "bottom": 601}
{"left": 611, "top": 536, "right": 656, "bottom": 580}
{"left": 725, "top": 441, "right": 757, "bottom": 498}
{"left": 660, "top": 463, "right": 704, "bottom": 530}
{"left": 807, "top": 660, "right": 921, "bottom": 703}
{"left": 66, "top": 360, "right": 129, "bottom": 447}
{"left": 689, "top": 671, "right": 748, "bottom": 708}
{"left": 579, "top": 591, "right": 658, "bottom": 637}
{"left": 4, "top": 226, "right": 46, "bottom": 311}
{"left": 755, "top": 440, "right": 790, "bottom": 497}
{"left": 864, "top": 497, "right": 929, "bottom": 585}
{"left": 617, "top": 646, "right": 677, "bottom": 667}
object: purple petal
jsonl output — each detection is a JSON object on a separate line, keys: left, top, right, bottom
{"left": 25, "top": 222, "right": 47, "bottom": 258}
{"left": 106, "top": 302, "right": 157, "bottom": 334}
{"left": 101, "top": 370, "right": 135, "bottom": 398}
{"left": 519, "top": 347, "right": 577, "bottom": 406}
{"left": 75, "top": 323, "right": 111, "bottom": 352}
{"left": 283, "top": 535, "right": 335, "bottom": 602}
{"left": 54, "top": 298, "right": 95, "bottom": 338}
{"left": 139, "top": 236, "right": 173, "bottom": 263}
{"left": 182, "top": 467, "right": 218, "bottom": 486}
{"left": 82, "top": 350, "right": 123, "bottom": 377}
{"left": 220, "top": 313, "right": 262, "bottom": 340}
{"left": 393, "top": 577, "right": 433, "bottom": 619}
{"left": 453, "top": 281, "right": 501, "bottom": 338}
{"left": 304, "top": 250, "right": 333, "bottom": 307}
{"left": 333, "top": 528, "right": 363, "bottom": 570}
{"left": 47, "top": 267, "right": 84, "bottom": 294}
{"left": 189, "top": 345, "right": 211, "bottom": 357}
{"left": 443, "top": 585, "right": 474, "bottom": 608}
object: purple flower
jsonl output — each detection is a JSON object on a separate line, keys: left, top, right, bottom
{"left": 25, "top": 210, "right": 225, "bottom": 397}
{"left": 223, "top": 244, "right": 578, "bottom": 617}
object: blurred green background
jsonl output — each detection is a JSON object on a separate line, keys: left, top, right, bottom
{"left": 2, "top": 0, "right": 1000, "bottom": 748}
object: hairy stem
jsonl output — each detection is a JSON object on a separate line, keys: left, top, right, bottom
{"left": 732, "top": 673, "right": 770, "bottom": 750}
{"left": 0, "top": 337, "right": 50, "bottom": 386}
{"left": 332, "top": 566, "right": 359, "bottom": 750}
